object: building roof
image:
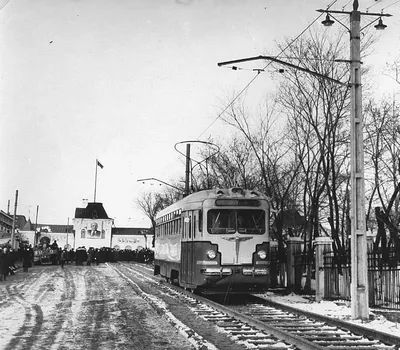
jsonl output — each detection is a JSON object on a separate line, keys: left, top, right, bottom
{"left": 15, "top": 215, "right": 28, "bottom": 230}
{"left": 0, "top": 210, "right": 13, "bottom": 222}
{"left": 35, "top": 224, "right": 74, "bottom": 233}
{"left": 74, "top": 202, "right": 109, "bottom": 219}
{"left": 22, "top": 219, "right": 35, "bottom": 231}
{"left": 111, "top": 227, "right": 152, "bottom": 236}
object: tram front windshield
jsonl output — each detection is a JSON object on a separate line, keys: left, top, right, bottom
{"left": 207, "top": 209, "right": 265, "bottom": 234}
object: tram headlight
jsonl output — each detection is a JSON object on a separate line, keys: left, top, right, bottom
{"left": 206, "top": 249, "right": 217, "bottom": 259}
{"left": 257, "top": 250, "right": 267, "bottom": 260}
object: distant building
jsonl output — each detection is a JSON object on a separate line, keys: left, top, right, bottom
{"left": 19, "top": 222, "right": 74, "bottom": 248}
{"left": 111, "top": 227, "right": 152, "bottom": 250}
{"left": 0, "top": 210, "right": 13, "bottom": 237}
{"left": 1, "top": 212, "right": 28, "bottom": 246}
{"left": 2, "top": 201, "right": 152, "bottom": 250}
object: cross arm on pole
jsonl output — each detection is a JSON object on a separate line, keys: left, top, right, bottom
{"left": 217, "top": 55, "right": 348, "bottom": 86}
{"left": 137, "top": 178, "right": 184, "bottom": 192}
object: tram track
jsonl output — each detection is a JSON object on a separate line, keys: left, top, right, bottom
{"left": 116, "top": 262, "right": 400, "bottom": 350}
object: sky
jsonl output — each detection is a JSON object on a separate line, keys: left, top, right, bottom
{"left": 1, "top": 0, "right": 399, "bottom": 228}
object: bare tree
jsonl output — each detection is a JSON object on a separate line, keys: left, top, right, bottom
{"left": 217, "top": 96, "right": 301, "bottom": 258}
{"left": 135, "top": 189, "right": 180, "bottom": 246}
{"left": 276, "top": 29, "right": 352, "bottom": 259}
{"left": 192, "top": 136, "right": 261, "bottom": 190}
{"left": 364, "top": 97, "right": 400, "bottom": 255}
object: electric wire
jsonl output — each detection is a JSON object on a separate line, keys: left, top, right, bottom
{"left": 381, "top": 0, "right": 400, "bottom": 10}
{"left": 366, "top": 0, "right": 383, "bottom": 11}
{"left": 196, "top": 0, "right": 338, "bottom": 140}
{"left": 342, "top": 0, "right": 353, "bottom": 11}
{"left": 155, "top": 0, "right": 339, "bottom": 186}
{"left": 0, "top": 0, "right": 12, "bottom": 12}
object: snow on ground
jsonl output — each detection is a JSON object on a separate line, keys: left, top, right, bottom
{"left": 260, "top": 291, "right": 400, "bottom": 338}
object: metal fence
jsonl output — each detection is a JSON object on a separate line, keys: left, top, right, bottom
{"left": 368, "top": 250, "right": 400, "bottom": 309}
{"left": 323, "top": 252, "right": 351, "bottom": 301}
{"left": 270, "top": 245, "right": 287, "bottom": 288}
{"left": 323, "top": 249, "right": 400, "bottom": 309}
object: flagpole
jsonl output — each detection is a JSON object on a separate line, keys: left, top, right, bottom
{"left": 94, "top": 159, "right": 98, "bottom": 203}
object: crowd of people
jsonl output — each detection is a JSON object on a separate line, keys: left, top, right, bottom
{"left": 0, "top": 242, "right": 155, "bottom": 280}
{"left": 0, "top": 245, "right": 31, "bottom": 281}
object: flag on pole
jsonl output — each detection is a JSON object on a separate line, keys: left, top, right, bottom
{"left": 97, "top": 160, "right": 104, "bottom": 169}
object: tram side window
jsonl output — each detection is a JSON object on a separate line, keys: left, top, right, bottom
{"left": 193, "top": 215, "right": 196, "bottom": 239}
{"left": 198, "top": 210, "right": 203, "bottom": 232}
{"left": 188, "top": 216, "right": 192, "bottom": 239}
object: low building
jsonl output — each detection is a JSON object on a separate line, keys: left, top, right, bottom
{"left": 0, "top": 210, "right": 13, "bottom": 237}
{"left": 111, "top": 227, "right": 153, "bottom": 250}
{"left": 19, "top": 221, "right": 74, "bottom": 248}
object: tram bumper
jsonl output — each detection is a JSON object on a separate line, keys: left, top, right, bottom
{"left": 198, "top": 265, "right": 269, "bottom": 294}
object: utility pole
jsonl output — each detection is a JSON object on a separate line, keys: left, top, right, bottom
{"left": 35, "top": 205, "right": 39, "bottom": 246}
{"left": 349, "top": 0, "right": 369, "bottom": 321}
{"left": 66, "top": 217, "right": 69, "bottom": 250}
{"left": 318, "top": 0, "right": 391, "bottom": 321}
{"left": 11, "top": 190, "right": 18, "bottom": 250}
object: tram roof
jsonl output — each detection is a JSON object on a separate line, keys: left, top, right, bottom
{"left": 156, "top": 187, "right": 269, "bottom": 218}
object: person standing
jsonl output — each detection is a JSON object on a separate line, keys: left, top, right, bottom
{"left": 0, "top": 247, "right": 10, "bottom": 281}
{"left": 60, "top": 249, "right": 67, "bottom": 268}
{"left": 22, "top": 246, "right": 30, "bottom": 272}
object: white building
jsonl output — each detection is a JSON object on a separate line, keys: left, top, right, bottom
{"left": 72, "top": 202, "right": 113, "bottom": 249}
{"left": 111, "top": 227, "right": 153, "bottom": 250}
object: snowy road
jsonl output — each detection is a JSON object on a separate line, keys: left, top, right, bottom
{"left": 0, "top": 263, "right": 195, "bottom": 350}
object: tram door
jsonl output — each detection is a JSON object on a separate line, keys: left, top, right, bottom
{"left": 181, "top": 211, "right": 195, "bottom": 286}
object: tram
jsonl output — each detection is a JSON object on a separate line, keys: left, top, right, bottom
{"left": 153, "top": 187, "right": 271, "bottom": 294}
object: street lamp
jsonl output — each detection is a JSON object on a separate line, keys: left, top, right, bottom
{"left": 318, "top": 0, "right": 391, "bottom": 321}
{"left": 321, "top": 14, "right": 334, "bottom": 26}
{"left": 374, "top": 17, "right": 387, "bottom": 30}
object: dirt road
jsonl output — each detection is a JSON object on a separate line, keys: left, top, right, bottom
{"left": 0, "top": 263, "right": 195, "bottom": 350}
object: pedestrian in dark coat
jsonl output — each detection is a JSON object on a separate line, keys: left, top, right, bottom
{"left": 22, "top": 247, "right": 30, "bottom": 272}
{"left": 0, "top": 248, "right": 10, "bottom": 281}
{"left": 60, "top": 249, "right": 67, "bottom": 268}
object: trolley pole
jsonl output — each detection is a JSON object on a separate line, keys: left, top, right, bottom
{"left": 185, "top": 143, "right": 191, "bottom": 196}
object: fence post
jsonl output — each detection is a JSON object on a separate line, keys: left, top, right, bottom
{"left": 287, "top": 237, "right": 303, "bottom": 290}
{"left": 315, "top": 237, "right": 332, "bottom": 302}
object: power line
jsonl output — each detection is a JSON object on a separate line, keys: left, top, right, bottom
{"left": 382, "top": 0, "right": 400, "bottom": 10}
{"left": 366, "top": 0, "right": 383, "bottom": 11}
{"left": 156, "top": 0, "right": 339, "bottom": 183}
{"left": 0, "top": 0, "right": 12, "bottom": 12}
{"left": 196, "top": 0, "right": 338, "bottom": 140}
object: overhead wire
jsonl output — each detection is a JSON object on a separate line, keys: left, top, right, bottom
{"left": 155, "top": 0, "right": 339, "bottom": 185}
{"left": 381, "top": 0, "right": 400, "bottom": 10}
{"left": 366, "top": 0, "right": 383, "bottom": 11}
{"left": 196, "top": 0, "right": 338, "bottom": 140}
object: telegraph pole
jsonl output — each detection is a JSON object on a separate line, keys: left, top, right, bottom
{"left": 349, "top": 0, "right": 369, "bottom": 321}
{"left": 11, "top": 190, "right": 18, "bottom": 250}
{"left": 318, "top": 0, "right": 391, "bottom": 321}
{"left": 34, "top": 205, "right": 39, "bottom": 246}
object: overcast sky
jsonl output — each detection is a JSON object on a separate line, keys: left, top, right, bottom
{"left": 1, "top": 0, "right": 399, "bottom": 228}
